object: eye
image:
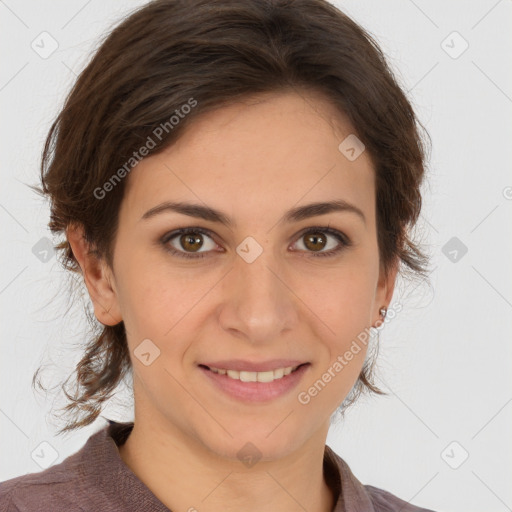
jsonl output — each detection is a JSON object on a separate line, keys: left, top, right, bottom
{"left": 161, "top": 227, "right": 219, "bottom": 259}
{"left": 290, "top": 226, "right": 351, "bottom": 258}
{"left": 160, "top": 225, "right": 351, "bottom": 260}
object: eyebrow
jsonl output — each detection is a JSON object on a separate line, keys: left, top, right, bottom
{"left": 140, "top": 199, "right": 366, "bottom": 227}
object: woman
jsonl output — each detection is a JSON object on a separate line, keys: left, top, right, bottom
{"left": 0, "top": 0, "right": 435, "bottom": 510}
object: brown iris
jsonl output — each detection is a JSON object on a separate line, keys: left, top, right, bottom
{"left": 303, "top": 232, "right": 327, "bottom": 252}
{"left": 180, "top": 233, "right": 204, "bottom": 252}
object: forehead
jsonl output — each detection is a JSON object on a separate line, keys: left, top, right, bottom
{"left": 121, "top": 90, "right": 376, "bottom": 226}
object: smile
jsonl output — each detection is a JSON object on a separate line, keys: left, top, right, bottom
{"left": 206, "top": 364, "right": 303, "bottom": 382}
{"left": 198, "top": 363, "right": 311, "bottom": 402}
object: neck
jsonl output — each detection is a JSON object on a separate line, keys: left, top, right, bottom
{"left": 118, "top": 416, "right": 335, "bottom": 512}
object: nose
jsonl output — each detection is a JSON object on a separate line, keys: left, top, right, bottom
{"left": 217, "top": 247, "right": 299, "bottom": 344}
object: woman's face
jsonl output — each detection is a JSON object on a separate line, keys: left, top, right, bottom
{"left": 88, "top": 90, "right": 396, "bottom": 460}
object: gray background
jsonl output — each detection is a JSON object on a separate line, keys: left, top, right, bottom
{"left": 1, "top": 1, "right": 511, "bottom": 511}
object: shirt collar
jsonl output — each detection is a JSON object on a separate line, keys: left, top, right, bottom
{"left": 83, "top": 419, "right": 376, "bottom": 512}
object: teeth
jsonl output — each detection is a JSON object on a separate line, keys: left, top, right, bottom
{"left": 209, "top": 365, "right": 300, "bottom": 382}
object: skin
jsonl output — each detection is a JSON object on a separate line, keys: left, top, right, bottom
{"left": 67, "top": 88, "right": 397, "bottom": 512}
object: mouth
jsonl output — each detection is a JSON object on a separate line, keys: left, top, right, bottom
{"left": 198, "top": 362, "right": 309, "bottom": 383}
{"left": 198, "top": 362, "right": 310, "bottom": 402}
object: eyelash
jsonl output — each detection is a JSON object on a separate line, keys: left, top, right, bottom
{"left": 160, "top": 225, "right": 352, "bottom": 260}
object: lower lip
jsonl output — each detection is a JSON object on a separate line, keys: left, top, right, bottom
{"left": 199, "top": 364, "right": 310, "bottom": 403}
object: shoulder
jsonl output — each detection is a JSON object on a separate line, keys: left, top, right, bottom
{"left": 0, "top": 426, "right": 111, "bottom": 512}
{"left": 324, "top": 445, "right": 438, "bottom": 512}
{"left": 0, "top": 420, "right": 137, "bottom": 512}
{"left": 365, "top": 484, "right": 438, "bottom": 512}
{"left": 0, "top": 458, "right": 87, "bottom": 512}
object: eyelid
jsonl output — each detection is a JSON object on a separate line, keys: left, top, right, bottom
{"left": 161, "top": 226, "right": 221, "bottom": 254}
{"left": 160, "top": 225, "right": 351, "bottom": 259}
{"left": 291, "top": 225, "right": 351, "bottom": 255}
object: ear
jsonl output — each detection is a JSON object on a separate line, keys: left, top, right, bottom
{"left": 373, "top": 257, "right": 399, "bottom": 327}
{"left": 66, "top": 223, "right": 122, "bottom": 327}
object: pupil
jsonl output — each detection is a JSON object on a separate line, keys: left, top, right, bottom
{"left": 182, "top": 233, "right": 203, "bottom": 252}
{"left": 305, "top": 232, "right": 326, "bottom": 251}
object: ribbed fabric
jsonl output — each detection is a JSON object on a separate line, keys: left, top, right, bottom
{"left": 0, "top": 420, "right": 436, "bottom": 511}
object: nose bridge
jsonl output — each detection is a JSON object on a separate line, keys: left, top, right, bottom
{"left": 223, "top": 241, "right": 296, "bottom": 340}
{"left": 238, "top": 246, "right": 279, "bottom": 299}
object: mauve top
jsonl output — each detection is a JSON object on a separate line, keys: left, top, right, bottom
{"left": 0, "top": 420, "right": 436, "bottom": 512}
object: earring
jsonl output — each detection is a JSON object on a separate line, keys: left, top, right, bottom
{"left": 379, "top": 306, "right": 387, "bottom": 318}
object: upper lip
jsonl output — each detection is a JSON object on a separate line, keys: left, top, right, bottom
{"left": 199, "top": 359, "right": 309, "bottom": 372}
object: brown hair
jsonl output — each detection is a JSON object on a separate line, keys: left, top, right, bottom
{"left": 30, "top": 0, "right": 431, "bottom": 434}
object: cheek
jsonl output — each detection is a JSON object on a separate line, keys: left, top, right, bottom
{"left": 113, "top": 253, "right": 172, "bottom": 339}
{"left": 115, "top": 260, "right": 214, "bottom": 367}
{"left": 296, "top": 340, "right": 368, "bottom": 414}
{"left": 307, "top": 268, "right": 375, "bottom": 330}
{"left": 114, "top": 238, "right": 173, "bottom": 306}
{"left": 304, "top": 272, "right": 374, "bottom": 378}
